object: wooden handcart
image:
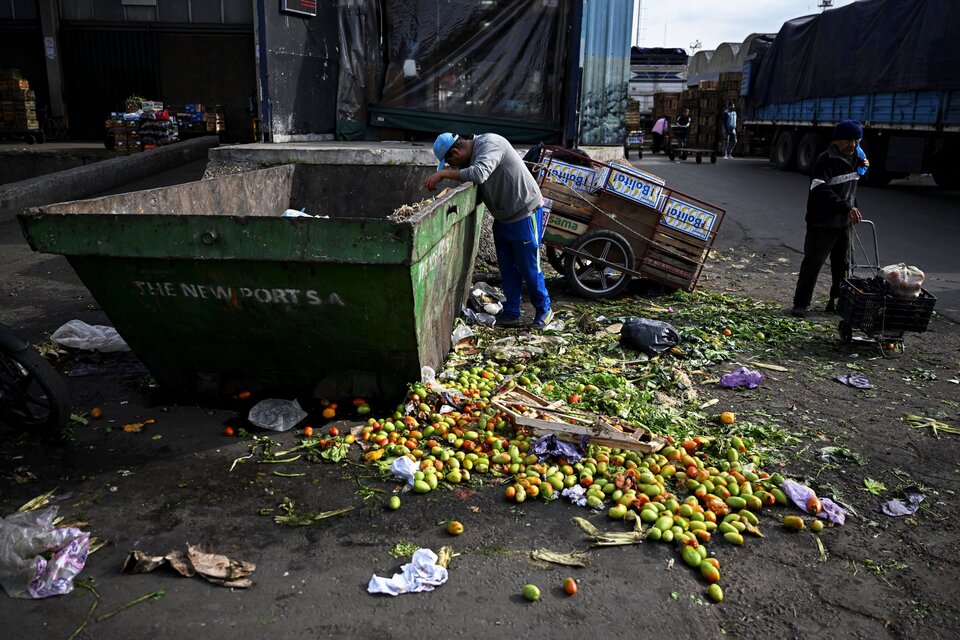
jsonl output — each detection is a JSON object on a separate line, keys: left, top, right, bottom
{"left": 534, "top": 145, "right": 725, "bottom": 298}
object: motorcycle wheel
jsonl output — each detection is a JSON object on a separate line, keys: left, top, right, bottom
{"left": 0, "top": 346, "right": 71, "bottom": 432}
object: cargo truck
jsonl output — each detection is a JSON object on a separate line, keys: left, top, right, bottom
{"left": 740, "top": 0, "right": 960, "bottom": 187}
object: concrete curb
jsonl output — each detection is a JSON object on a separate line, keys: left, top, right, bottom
{"left": 0, "top": 136, "right": 219, "bottom": 222}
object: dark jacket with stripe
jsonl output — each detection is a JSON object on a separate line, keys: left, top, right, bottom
{"left": 806, "top": 144, "right": 859, "bottom": 229}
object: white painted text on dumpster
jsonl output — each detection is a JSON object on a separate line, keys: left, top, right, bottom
{"left": 132, "top": 281, "right": 346, "bottom": 306}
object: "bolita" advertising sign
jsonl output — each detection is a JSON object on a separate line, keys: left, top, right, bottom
{"left": 661, "top": 194, "right": 718, "bottom": 241}
{"left": 604, "top": 164, "right": 666, "bottom": 210}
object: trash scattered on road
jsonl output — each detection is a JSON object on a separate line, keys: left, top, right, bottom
{"left": 781, "top": 479, "right": 846, "bottom": 525}
{"left": 0, "top": 506, "right": 90, "bottom": 598}
{"left": 747, "top": 361, "right": 788, "bottom": 372}
{"left": 391, "top": 455, "right": 419, "bottom": 486}
{"left": 903, "top": 413, "right": 959, "bottom": 436}
{"left": 530, "top": 434, "right": 586, "bottom": 463}
{"left": 818, "top": 446, "right": 866, "bottom": 466}
{"left": 618, "top": 317, "right": 681, "bottom": 356}
{"left": 122, "top": 543, "right": 256, "bottom": 588}
{"left": 573, "top": 516, "right": 644, "bottom": 546}
{"left": 368, "top": 548, "right": 449, "bottom": 596}
{"left": 247, "top": 398, "right": 307, "bottom": 432}
{"left": 530, "top": 548, "right": 588, "bottom": 567}
{"left": 51, "top": 320, "right": 130, "bottom": 352}
{"left": 881, "top": 486, "right": 925, "bottom": 516}
{"left": 834, "top": 374, "right": 872, "bottom": 389}
{"left": 468, "top": 282, "right": 506, "bottom": 317}
{"left": 720, "top": 367, "right": 763, "bottom": 389}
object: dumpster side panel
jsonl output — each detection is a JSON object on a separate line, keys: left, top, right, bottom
{"left": 409, "top": 188, "right": 483, "bottom": 370}
{"left": 33, "top": 165, "right": 297, "bottom": 216}
{"left": 67, "top": 256, "right": 420, "bottom": 399}
{"left": 21, "top": 214, "right": 413, "bottom": 264}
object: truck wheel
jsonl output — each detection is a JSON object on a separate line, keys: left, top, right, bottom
{"left": 565, "top": 230, "right": 634, "bottom": 299}
{"left": 796, "top": 133, "right": 822, "bottom": 175}
{"left": 932, "top": 164, "right": 960, "bottom": 189}
{"left": 773, "top": 131, "right": 796, "bottom": 171}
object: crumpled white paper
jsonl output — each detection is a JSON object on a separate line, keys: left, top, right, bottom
{"left": 390, "top": 456, "right": 419, "bottom": 486}
{"left": 367, "top": 548, "right": 448, "bottom": 596}
{"left": 562, "top": 485, "right": 589, "bottom": 507}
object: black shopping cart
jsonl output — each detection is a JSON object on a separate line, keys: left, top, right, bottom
{"left": 836, "top": 220, "right": 936, "bottom": 357}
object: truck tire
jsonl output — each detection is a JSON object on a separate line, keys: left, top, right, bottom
{"left": 932, "top": 154, "right": 960, "bottom": 189}
{"left": 773, "top": 131, "right": 796, "bottom": 171}
{"left": 796, "top": 133, "right": 822, "bottom": 175}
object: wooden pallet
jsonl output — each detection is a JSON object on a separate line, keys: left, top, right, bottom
{"left": 491, "top": 387, "right": 666, "bottom": 454}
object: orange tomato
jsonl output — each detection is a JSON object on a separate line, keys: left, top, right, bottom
{"left": 237, "top": 390, "right": 252, "bottom": 400}
{"left": 807, "top": 496, "right": 822, "bottom": 515}
{"left": 303, "top": 426, "right": 314, "bottom": 438}
{"left": 722, "top": 329, "right": 732, "bottom": 337}
{"left": 568, "top": 393, "right": 581, "bottom": 404}
{"left": 89, "top": 407, "right": 104, "bottom": 419}
{"left": 563, "top": 577, "right": 577, "bottom": 595}
{"left": 329, "top": 426, "right": 340, "bottom": 437}
{"left": 720, "top": 411, "right": 736, "bottom": 425}
{"left": 322, "top": 407, "right": 336, "bottom": 419}
{"left": 223, "top": 426, "right": 235, "bottom": 437}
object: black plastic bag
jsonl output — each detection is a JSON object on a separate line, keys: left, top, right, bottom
{"left": 619, "top": 317, "right": 680, "bottom": 356}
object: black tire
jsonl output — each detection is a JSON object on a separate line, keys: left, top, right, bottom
{"left": 545, "top": 245, "right": 569, "bottom": 274}
{"left": 0, "top": 346, "right": 71, "bottom": 432}
{"left": 637, "top": 149, "right": 643, "bottom": 159}
{"left": 624, "top": 148, "right": 630, "bottom": 159}
{"left": 667, "top": 149, "right": 675, "bottom": 161}
{"left": 932, "top": 164, "right": 960, "bottom": 189}
{"left": 710, "top": 153, "right": 718, "bottom": 164}
{"left": 773, "top": 131, "right": 796, "bottom": 171}
{"left": 838, "top": 321, "right": 853, "bottom": 344}
{"left": 796, "top": 132, "right": 822, "bottom": 175}
{"left": 696, "top": 153, "right": 703, "bottom": 164}
{"left": 565, "top": 230, "right": 635, "bottom": 299}
{"left": 680, "top": 150, "right": 688, "bottom": 161}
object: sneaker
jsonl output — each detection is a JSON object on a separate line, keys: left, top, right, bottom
{"left": 789, "top": 306, "right": 807, "bottom": 318}
{"left": 494, "top": 313, "right": 522, "bottom": 328}
{"left": 531, "top": 309, "right": 554, "bottom": 329}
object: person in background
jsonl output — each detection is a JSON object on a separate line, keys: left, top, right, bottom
{"left": 674, "top": 108, "right": 692, "bottom": 153}
{"left": 722, "top": 101, "right": 738, "bottom": 158}
{"left": 790, "top": 120, "right": 865, "bottom": 318}
{"left": 424, "top": 132, "right": 553, "bottom": 329}
{"left": 651, "top": 115, "right": 670, "bottom": 154}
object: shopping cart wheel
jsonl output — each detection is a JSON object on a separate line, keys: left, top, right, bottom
{"left": 696, "top": 153, "right": 703, "bottom": 164}
{"left": 838, "top": 321, "right": 853, "bottom": 343}
{"left": 667, "top": 149, "right": 676, "bottom": 161}
{"left": 879, "top": 339, "right": 905, "bottom": 359}
{"left": 710, "top": 152, "right": 718, "bottom": 164}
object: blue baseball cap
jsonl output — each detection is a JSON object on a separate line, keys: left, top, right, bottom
{"left": 433, "top": 133, "right": 459, "bottom": 171}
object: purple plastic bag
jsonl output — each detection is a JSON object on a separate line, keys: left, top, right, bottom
{"left": 834, "top": 374, "right": 871, "bottom": 389}
{"left": 781, "top": 479, "right": 846, "bottom": 525}
{"left": 530, "top": 434, "right": 587, "bottom": 462}
{"left": 720, "top": 367, "right": 763, "bottom": 389}
{"left": 881, "top": 487, "right": 925, "bottom": 516}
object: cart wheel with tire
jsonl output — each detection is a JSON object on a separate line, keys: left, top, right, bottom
{"left": 564, "top": 230, "right": 635, "bottom": 299}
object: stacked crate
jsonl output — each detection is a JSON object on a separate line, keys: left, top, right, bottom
{"left": 652, "top": 92, "right": 680, "bottom": 121}
{"left": 0, "top": 69, "right": 39, "bottom": 134}
{"left": 625, "top": 99, "right": 642, "bottom": 132}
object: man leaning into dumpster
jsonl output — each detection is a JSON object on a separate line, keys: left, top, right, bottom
{"left": 790, "top": 120, "right": 864, "bottom": 318}
{"left": 424, "top": 132, "right": 553, "bottom": 329}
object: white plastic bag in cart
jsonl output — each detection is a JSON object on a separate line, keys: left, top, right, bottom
{"left": 880, "top": 263, "right": 924, "bottom": 299}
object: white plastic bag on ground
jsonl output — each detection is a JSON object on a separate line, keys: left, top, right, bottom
{"left": 0, "top": 507, "right": 90, "bottom": 599}
{"left": 51, "top": 320, "right": 130, "bottom": 352}
{"left": 247, "top": 398, "right": 307, "bottom": 432}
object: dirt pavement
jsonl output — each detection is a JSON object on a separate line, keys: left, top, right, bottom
{"left": 1, "top": 161, "right": 959, "bottom": 639}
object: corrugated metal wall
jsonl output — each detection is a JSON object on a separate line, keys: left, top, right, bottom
{"left": 579, "top": 0, "right": 633, "bottom": 145}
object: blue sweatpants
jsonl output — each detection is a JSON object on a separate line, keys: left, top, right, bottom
{"left": 492, "top": 206, "right": 551, "bottom": 318}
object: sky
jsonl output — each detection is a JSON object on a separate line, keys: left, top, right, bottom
{"left": 633, "top": 0, "right": 859, "bottom": 52}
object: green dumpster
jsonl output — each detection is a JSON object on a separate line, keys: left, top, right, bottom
{"left": 18, "top": 163, "right": 483, "bottom": 402}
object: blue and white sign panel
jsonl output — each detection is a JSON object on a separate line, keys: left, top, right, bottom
{"left": 542, "top": 160, "right": 597, "bottom": 193}
{"left": 605, "top": 163, "right": 666, "bottom": 210}
{"left": 661, "top": 194, "right": 718, "bottom": 241}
